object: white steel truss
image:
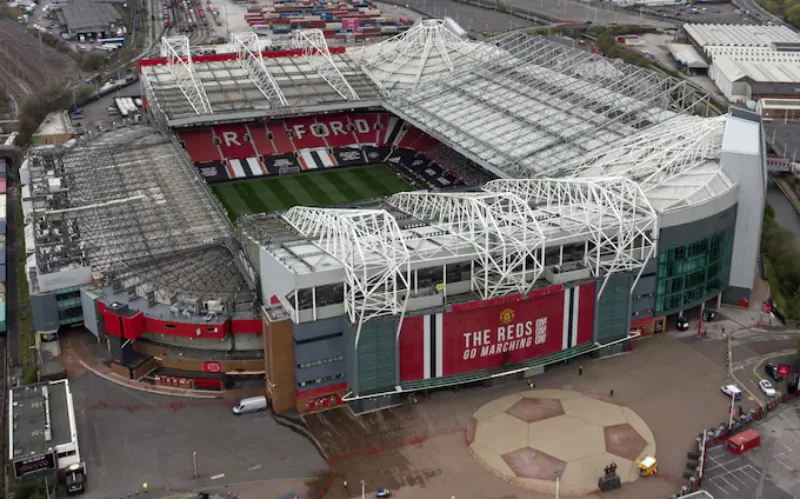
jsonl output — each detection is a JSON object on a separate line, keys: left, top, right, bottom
{"left": 282, "top": 207, "right": 409, "bottom": 343}
{"left": 161, "top": 36, "right": 212, "bottom": 115}
{"left": 560, "top": 115, "right": 727, "bottom": 186}
{"left": 483, "top": 178, "right": 659, "bottom": 296}
{"left": 388, "top": 191, "right": 546, "bottom": 299}
{"left": 292, "top": 29, "right": 360, "bottom": 101}
{"left": 230, "top": 31, "right": 288, "bottom": 107}
{"left": 359, "top": 19, "right": 473, "bottom": 91}
{"left": 387, "top": 31, "right": 713, "bottom": 178}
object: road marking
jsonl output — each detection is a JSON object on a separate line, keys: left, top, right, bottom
{"left": 210, "top": 473, "right": 225, "bottom": 480}
{"left": 247, "top": 465, "right": 262, "bottom": 472}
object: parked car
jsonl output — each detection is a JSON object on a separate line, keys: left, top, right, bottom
{"left": 759, "top": 379, "right": 777, "bottom": 397}
{"left": 765, "top": 363, "right": 783, "bottom": 382}
{"left": 232, "top": 395, "right": 268, "bottom": 415}
{"left": 721, "top": 385, "right": 742, "bottom": 400}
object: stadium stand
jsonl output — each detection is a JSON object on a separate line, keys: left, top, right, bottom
{"left": 178, "top": 112, "right": 495, "bottom": 189}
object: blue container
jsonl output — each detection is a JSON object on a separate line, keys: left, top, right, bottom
{"left": 0, "top": 164, "right": 6, "bottom": 175}
{"left": 0, "top": 266, "right": 6, "bottom": 282}
{"left": 0, "top": 222, "right": 5, "bottom": 235}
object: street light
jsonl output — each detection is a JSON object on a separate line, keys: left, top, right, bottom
{"left": 360, "top": 479, "right": 366, "bottom": 499}
{"left": 555, "top": 471, "right": 560, "bottom": 499}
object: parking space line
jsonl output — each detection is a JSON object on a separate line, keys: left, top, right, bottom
{"left": 210, "top": 473, "right": 226, "bottom": 480}
{"left": 247, "top": 464, "right": 262, "bottom": 471}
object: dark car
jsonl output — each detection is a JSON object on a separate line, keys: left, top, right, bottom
{"left": 765, "top": 363, "right": 783, "bottom": 382}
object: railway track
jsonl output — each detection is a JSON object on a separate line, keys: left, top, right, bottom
{"left": 0, "top": 20, "right": 80, "bottom": 116}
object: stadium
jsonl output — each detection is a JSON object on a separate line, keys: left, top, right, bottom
{"left": 24, "top": 19, "right": 767, "bottom": 414}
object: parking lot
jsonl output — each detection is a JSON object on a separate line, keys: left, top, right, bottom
{"left": 702, "top": 402, "right": 800, "bottom": 499}
{"left": 71, "top": 373, "right": 328, "bottom": 499}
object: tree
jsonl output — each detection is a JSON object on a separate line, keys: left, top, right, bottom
{"left": 80, "top": 51, "right": 107, "bottom": 72}
{"left": 787, "top": 3, "right": 800, "bottom": 28}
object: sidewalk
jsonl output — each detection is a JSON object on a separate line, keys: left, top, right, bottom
{"left": 61, "top": 332, "right": 261, "bottom": 400}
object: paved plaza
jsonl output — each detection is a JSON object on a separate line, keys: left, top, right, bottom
{"left": 466, "top": 390, "right": 656, "bottom": 495}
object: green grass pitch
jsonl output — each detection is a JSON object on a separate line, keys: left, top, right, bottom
{"left": 211, "top": 164, "right": 413, "bottom": 221}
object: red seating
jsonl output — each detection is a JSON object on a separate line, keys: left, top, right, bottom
{"left": 248, "top": 123, "right": 277, "bottom": 156}
{"left": 268, "top": 124, "right": 295, "bottom": 154}
{"left": 413, "top": 133, "right": 439, "bottom": 153}
{"left": 216, "top": 124, "right": 256, "bottom": 159}
{"left": 288, "top": 117, "right": 328, "bottom": 149}
{"left": 317, "top": 115, "right": 359, "bottom": 147}
{"left": 179, "top": 129, "right": 222, "bottom": 163}
{"left": 348, "top": 114, "right": 380, "bottom": 145}
{"left": 398, "top": 126, "right": 424, "bottom": 148}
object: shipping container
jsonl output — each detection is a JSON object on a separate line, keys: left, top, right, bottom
{"left": 0, "top": 301, "right": 6, "bottom": 335}
{"left": 727, "top": 429, "right": 760, "bottom": 455}
{"left": 0, "top": 266, "right": 6, "bottom": 282}
{"left": 0, "top": 179, "right": 5, "bottom": 194}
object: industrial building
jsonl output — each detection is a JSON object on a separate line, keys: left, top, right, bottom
{"left": 683, "top": 23, "right": 800, "bottom": 106}
{"left": 8, "top": 380, "right": 81, "bottom": 480}
{"left": 28, "top": 21, "right": 767, "bottom": 415}
{"left": 57, "top": 1, "right": 122, "bottom": 39}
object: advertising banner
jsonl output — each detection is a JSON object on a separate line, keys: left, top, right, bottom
{"left": 264, "top": 154, "right": 300, "bottom": 175}
{"left": 13, "top": 452, "right": 57, "bottom": 479}
{"left": 201, "top": 361, "right": 222, "bottom": 373}
{"left": 440, "top": 291, "right": 565, "bottom": 376}
{"left": 777, "top": 364, "right": 790, "bottom": 377}
{"left": 332, "top": 146, "right": 366, "bottom": 167}
{"left": 196, "top": 163, "right": 230, "bottom": 182}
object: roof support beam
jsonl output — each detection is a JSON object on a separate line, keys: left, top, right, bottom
{"left": 484, "top": 178, "right": 659, "bottom": 297}
{"left": 230, "top": 32, "right": 288, "bottom": 107}
{"left": 292, "top": 29, "right": 359, "bottom": 101}
{"left": 282, "top": 207, "right": 409, "bottom": 345}
{"left": 161, "top": 36, "right": 213, "bottom": 115}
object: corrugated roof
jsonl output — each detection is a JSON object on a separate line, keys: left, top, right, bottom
{"left": 713, "top": 54, "right": 800, "bottom": 83}
{"left": 684, "top": 23, "right": 800, "bottom": 48}
{"left": 60, "top": 1, "right": 121, "bottom": 32}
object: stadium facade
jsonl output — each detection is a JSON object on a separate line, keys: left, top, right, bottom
{"left": 23, "top": 20, "right": 767, "bottom": 414}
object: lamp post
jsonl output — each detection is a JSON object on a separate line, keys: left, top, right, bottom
{"left": 360, "top": 479, "right": 366, "bottom": 499}
{"left": 555, "top": 471, "right": 560, "bottom": 499}
{"left": 728, "top": 392, "right": 736, "bottom": 430}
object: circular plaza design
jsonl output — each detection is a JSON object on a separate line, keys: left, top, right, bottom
{"left": 466, "top": 390, "right": 656, "bottom": 495}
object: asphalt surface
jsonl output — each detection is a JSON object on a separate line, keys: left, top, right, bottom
{"left": 703, "top": 441, "right": 794, "bottom": 499}
{"left": 499, "top": 0, "right": 674, "bottom": 27}
{"left": 767, "top": 124, "right": 800, "bottom": 161}
{"left": 382, "top": 0, "right": 536, "bottom": 32}
{"left": 732, "top": 0, "right": 789, "bottom": 27}
{"left": 71, "top": 373, "right": 327, "bottom": 499}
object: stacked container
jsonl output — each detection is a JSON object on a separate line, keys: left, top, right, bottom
{"left": 245, "top": 0, "right": 410, "bottom": 40}
{"left": 0, "top": 159, "right": 6, "bottom": 335}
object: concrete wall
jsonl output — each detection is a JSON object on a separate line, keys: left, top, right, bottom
{"left": 721, "top": 110, "right": 766, "bottom": 303}
{"left": 80, "top": 289, "right": 100, "bottom": 339}
{"left": 31, "top": 292, "right": 59, "bottom": 332}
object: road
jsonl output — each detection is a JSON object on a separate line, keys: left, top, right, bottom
{"left": 767, "top": 178, "right": 800, "bottom": 238}
{"left": 733, "top": 0, "right": 789, "bottom": 27}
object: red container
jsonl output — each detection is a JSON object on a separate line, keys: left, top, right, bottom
{"left": 323, "top": 30, "right": 336, "bottom": 38}
{"left": 727, "top": 429, "right": 760, "bottom": 455}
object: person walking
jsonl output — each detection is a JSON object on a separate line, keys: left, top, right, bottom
{"left": 579, "top": 366, "right": 583, "bottom": 376}
{"left": 343, "top": 479, "right": 349, "bottom": 491}
{"left": 609, "top": 389, "right": 614, "bottom": 398}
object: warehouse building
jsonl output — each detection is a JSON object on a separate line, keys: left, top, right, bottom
{"left": 683, "top": 24, "right": 800, "bottom": 106}
{"left": 57, "top": 1, "right": 122, "bottom": 39}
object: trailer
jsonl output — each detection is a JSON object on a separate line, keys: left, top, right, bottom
{"left": 727, "top": 429, "right": 760, "bottom": 455}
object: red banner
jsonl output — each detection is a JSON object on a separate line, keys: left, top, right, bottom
{"left": 778, "top": 364, "right": 790, "bottom": 377}
{"left": 441, "top": 290, "right": 566, "bottom": 376}
{"left": 762, "top": 302, "right": 772, "bottom": 314}
{"left": 201, "top": 361, "right": 222, "bottom": 373}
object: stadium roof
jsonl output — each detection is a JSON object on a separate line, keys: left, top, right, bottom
{"left": 241, "top": 111, "right": 746, "bottom": 329}
{"left": 142, "top": 21, "right": 713, "bottom": 180}
{"left": 26, "top": 126, "right": 255, "bottom": 310}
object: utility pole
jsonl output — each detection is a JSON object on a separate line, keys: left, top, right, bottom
{"left": 754, "top": 431, "right": 777, "bottom": 499}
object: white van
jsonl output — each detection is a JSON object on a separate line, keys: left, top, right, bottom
{"left": 232, "top": 395, "right": 268, "bottom": 415}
